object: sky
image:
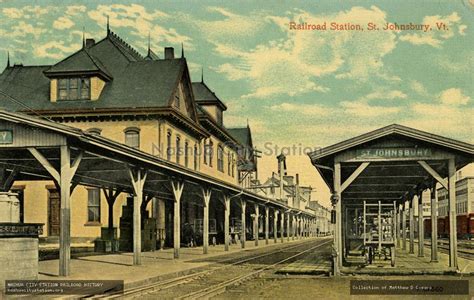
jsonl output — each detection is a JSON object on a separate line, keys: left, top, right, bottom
{"left": 0, "top": 0, "right": 473, "bottom": 207}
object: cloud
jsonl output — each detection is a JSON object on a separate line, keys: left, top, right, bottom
{"left": 2, "top": 5, "right": 50, "bottom": 19}
{"left": 7, "top": 21, "right": 47, "bottom": 39}
{"left": 66, "top": 5, "right": 87, "bottom": 16}
{"left": 399, "top": 12, "right": 465, "bottom": 48}
{"left": 88, "top": 4, "right": 193, "bottom": 50}
{"left": 34, "top": 41, "right": 81, "bottom": 59}
{"left": 406, "top": 102, "right": 474, "bottom": 143}
{"left": 340, "top": 101, "right": 402, "bottom": 117}
{"left": 410, "top": 80, "right": 429, "bottom": 97}
{"left": 53, "top": 16, "right": 74, "bottom": 30}
{"left": 207, "top": 6, "right": 397, "bottom": 99}
{"left": 438, "top": 88, "right": 470, "bottom": 105}
{"left": 270, "top": 102, "right": 332, "bottom": 116}
{"left": 436, "top": 52, "right": 474, "bottom": 73}
{"left": 363, "top": 90, "right": 407, "bottom": 102}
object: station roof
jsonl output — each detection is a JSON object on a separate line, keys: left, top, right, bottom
{"left": 308, "top": 124, "right": 474, "bottom": 204}
{"left": 0, "top": 110, "right": 311, "bottom": 215}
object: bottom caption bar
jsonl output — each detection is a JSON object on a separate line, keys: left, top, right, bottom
{"left": 5, "top": 280, "right": 124, "bottom": 295}
{"left": 350, "top": 280, "right": 469, "bottom": 295}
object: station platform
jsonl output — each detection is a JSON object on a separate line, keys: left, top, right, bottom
{"left": 38, "top": 237, "right": 319, "bottom": 290}
{"left": 268, "top": 239, "right": 474, "bottom": 276}
{"left": 341, "top": 243, "right": 474, "bottom": 275}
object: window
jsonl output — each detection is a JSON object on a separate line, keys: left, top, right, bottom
{"left": 167, "top": 131, "right": 172, "bottom": 160}
{"left": 231, "top": 154, "right": 235, "bottom": 177}
{"left": 228, "top": 152, "right": 231, "bottom": 175}
{"left": 87, "top": 128, "right": 102, "bottom": 135}
{"left": 204, "top": 139, "right": 213, "bottom": 166}
{"left": 208, "top": 140, "right": 213, "bottom": 167}
{"left": 87, "top": 189, "right": 101, "bottom": 223}
{"left": 204, "top": 141, "right": 208, "bottom": 165}
{"left": 124, "top": 128, "right": 140, "bottom": 149}
{"left": 194, "top": 144, "right": 198, "bottom": 170}
{"left": 217, "top": 145, "right": 224, "bottom": 172}
{"left": 184, "top": 141, "right": 189, "bottom": 168}
{"left": 58, "top": 78, "right": 90, "bottom": 100}
{"left": 176, "top": 136, "right": 181, "bottom": 164}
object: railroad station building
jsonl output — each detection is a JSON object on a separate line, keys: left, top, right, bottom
{"left": 0, "top": 26, "right": 321, "bottom": 277}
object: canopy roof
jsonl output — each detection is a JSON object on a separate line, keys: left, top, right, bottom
{"left": 0, "top": 110, "right": 312, "bottom": 215}
{"left": 308, "top": 124, "right": 474, "bottom": 204}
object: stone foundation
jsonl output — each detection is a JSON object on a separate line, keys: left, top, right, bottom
{"left": 0, "top": 237, "right": 38, "bottom": 290}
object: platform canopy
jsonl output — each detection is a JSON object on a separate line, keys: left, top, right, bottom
{"left": 308, "top": 124, "right": 474, "bottom": 274}
{"left": 308, "top": 124, "right": 474, "bottom": 205}
{"left": 0, "top": 109, "right": 316, "bottom": 277}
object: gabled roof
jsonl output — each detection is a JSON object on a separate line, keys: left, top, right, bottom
{"left": 44, "top": 48, "right": 112, "bottom": 80}
{"left": 228, "top": 126, "right": 253, "bottom": 149}
{"left": 192, "top": 81, "right": 227, "bottom": 111}
{"left": 308, "top": 124, "right": 474, "bottom": 196}
{"left": 308, "top": 124, "right": 474, "bottom": 162}
{"left": 0, "top": 28, "right": 193, "bottom": 113}
{"left": 0, "top": 59, "right": 185, "bottom": 111}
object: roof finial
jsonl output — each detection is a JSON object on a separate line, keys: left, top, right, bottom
{"left": 82, "top": 27, "right": 86, "bottom": 49}
{"left": 201, "top": 67, "right": 204, "bottom": 83}
{"left": 147, "top": 32, "right": 151, "bottom": 55}
{"left": 106, "top": 15, "right": 110, "bottom": 35}
{"left": 247, "top": 118, "right": 250, "bottom": 128}
{"left": 181, "top": 42, "right": 184, "bottom": 58}
{"left": 6, "top": 51, "right": 10, "bottom": 68}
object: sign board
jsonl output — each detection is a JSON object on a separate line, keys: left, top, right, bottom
{"left": 355, "top": 148, "right": 432, "bottom": 159}
{"left": 0, "top": 130, "right": 13, "bottom": 144}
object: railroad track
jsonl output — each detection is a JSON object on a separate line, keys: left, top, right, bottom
{"left": 417, "top": 241, "right": 474, "bottom": 260}
{"left": 87, "top": 238, "right": 331, "bottom": 299}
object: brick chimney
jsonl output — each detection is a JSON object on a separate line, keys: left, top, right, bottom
{"left": 164, "top": 47, "right": 174, "bottom": 59}
{"left": 85, "top": 39, "right": 95, "bottom": 48}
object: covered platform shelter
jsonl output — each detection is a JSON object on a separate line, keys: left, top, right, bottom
{"left": 0, "top": 110, "right": 316, "bottom": 277}
{"left": 308, "top": 124, "right": 474, "bottom": 275}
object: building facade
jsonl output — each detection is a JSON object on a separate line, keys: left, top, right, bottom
{"left": 0, "top": 27, "right": 276, "bottom": 245}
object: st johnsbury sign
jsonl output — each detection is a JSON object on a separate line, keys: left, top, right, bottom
{"left": 356, "top": 148, "right": 432, "bottom": 159}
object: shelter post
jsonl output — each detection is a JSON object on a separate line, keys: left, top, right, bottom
{"left": 418, "top": 192, "right": 424, "bottom": 257}
{"left": 241, "top": 199, "right": 246, "bottom": 249}
{"left": 430, "top": 185, "right": 438, "bottom": 262}
{"left": 171, "top": 180, "right": 184, "bottom": 259}
{"left": 448, "top": 158, "right": 458, "bottom": 269}
{"left": 202, "top": 188, "right": 211, "bottom": 254}
{"left": 265, "top": 205, "right": 269, "bottom": 244}
{"left": 409, "top": 196, "right": 415, "bottom": 254}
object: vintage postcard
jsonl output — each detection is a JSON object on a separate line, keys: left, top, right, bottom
{"left": 0, "top": 0, "right": 473, "bottom": 299}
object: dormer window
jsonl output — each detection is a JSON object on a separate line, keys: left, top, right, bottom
{"left": 58, "top": 78, "right": 90, "bottom": 100}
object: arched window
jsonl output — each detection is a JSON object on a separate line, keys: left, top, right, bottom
{"left": 217, "top": 145, "right": 224, "bottom": 172}
{"left": 184, "top": 140, "right": 189, "bottom": 168}
{"left": 87, "top": 128, "right": 102, "bottom": 135}
{"left": 166, "top": 131, "right": 172, "bottom": 160}
{"left": 124, "top": 127, "right": 140, "bottom": 149}
{"left": 176, "top": 136, "right": 181, "bottom": 164}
